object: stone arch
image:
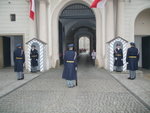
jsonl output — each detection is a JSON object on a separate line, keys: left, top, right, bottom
{"left": 65, "top": 20, "right": 96, "bottom": 40}
{"left": 134, "top": 7, "right": 150, "bottom": 68}
{"left": 74, "top": 29, "right": 94, "bottom": 53}
{"left": 130, "top": 4, "right": 150, "bottom": 42}
{"left": 78, "top": 36, "right": 91, "bottom": 54}
{"left": 50, "top": 0, "right": 102, "bottom": 68}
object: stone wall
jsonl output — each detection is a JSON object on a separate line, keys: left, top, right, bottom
{"left": 124, "top": 0, "right": 150, "bottom": 42}
{"left": 0, "top": 0, "right": 29, "bottom": 35}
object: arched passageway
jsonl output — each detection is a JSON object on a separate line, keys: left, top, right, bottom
{"left": 79, "top": 36, "right": 90, "bottom": 54}
{"left": 59, "top": 3, "right": 96, "bottom": 65}
{"left": 134, "top": 8, "right": 150, "bottom": 69}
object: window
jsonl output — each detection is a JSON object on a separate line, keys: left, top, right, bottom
{"left": 10, "top": 14, "right": 16, "bottom": 21}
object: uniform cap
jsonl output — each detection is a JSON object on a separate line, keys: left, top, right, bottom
{"left": 68, "top": 44, "right": 74, "bottom": 47}
{"left": 130, "top": 42, "right": 135, "bottom": 46}
{"left": 16, "top": 44, "right": 22, "bottom": 47}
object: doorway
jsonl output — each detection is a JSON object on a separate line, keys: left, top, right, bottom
{"left": 142, "top": 36, "right": 150, "bottom": 69}
{"left": 79, "top": 36, "right": 90, "bottom": 54}
{"left": 0, "top": 36, "right": 23, "bottom": 68}
{"left": 59, "top": 3, "right": 96, "bottom": 65}
{"left": 3, "top": 37, "right": 11, "bottom": 67}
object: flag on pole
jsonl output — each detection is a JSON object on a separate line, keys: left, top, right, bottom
{"left": 30, "top": 0, "right": 35, "bottom": 20}
{"left": 90, "top": 0, "right": 107, "bottom": 8}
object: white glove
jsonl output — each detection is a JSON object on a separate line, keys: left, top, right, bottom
{"left": 115, "top": 58, "right": 117, "bottom": 60}
{"left": 75, "top": 67, "right": 78, "bottom": 71}
{"left": 23, "top": 63, "right": 25, "bottom": 68}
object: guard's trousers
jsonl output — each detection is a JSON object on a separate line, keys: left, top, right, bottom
{"left": 129, "top": 70, "right": 136, "bottom": 79}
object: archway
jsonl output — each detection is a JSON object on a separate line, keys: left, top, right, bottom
{"left": 50, "top": 0, "right": 102, "bottom": 68}
{"left": 79, "top": 36, "right": 90, "bottom": 54}
{"left": 58, "top": 3, "right": 96, "bottom": 65}
{"left": 134, "top": 8, "right": 150, "bottom": 69}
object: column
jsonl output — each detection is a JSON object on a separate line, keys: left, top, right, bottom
{"left": 95, "top": 9, "right": 102, "bottom": 68}
{"left": 105, "top": 0, "right": 115, "bottom": 69}
{"left": 28, "top": 0, "right": 37, "bottom": 40}
{"left": 39, "top": 0, "right": 48, "bottom": 43}
{"left": 106, "top": 0, "right": 115, "bottom": 41}
{"left": 117, "top": 0, "right": 125, "bottom": 38}
{"left": 101, "top": 7, "right": 107, "bottom": 68}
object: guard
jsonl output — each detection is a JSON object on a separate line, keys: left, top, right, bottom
{"left": 30, "top": 45, "right": 39, "bottom": 73}
{"left": 114, "top": 44, "right": 123, "bottom": 72}
{"left": 91, "top": 49, "right": 96, "bottom": 66}
{"left": 13, "top": 44, "right": 25, "bottom": 80}
{"left": 126, "top": 42, "right": 139, "bottom": 80}
{"left": 62, "top": 44, "right": 77, "bottom": 88}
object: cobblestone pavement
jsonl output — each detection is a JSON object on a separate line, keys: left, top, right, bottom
{"left": 0, "top": 55, "right": 149, "bottom": 113}
{"left": 0, "top": 68, "right": 40, "bottom": 98}
{"left": 111, "top": 70, "right": 150, "bottom": 108}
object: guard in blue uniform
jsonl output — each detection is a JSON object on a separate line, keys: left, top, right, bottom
{"left": 13, "top": 44, "right": 25, "bottom": 80}
{"left": 62, "top": 44, "right": 77, "bottom": 88}
{"left": 30, "top": 45, "right": 39, "bottom": 73}
{"left": 114, "top": 44, "right": 123, "bottom": 72}
{"left": 126, "top": 42, "right": 139, "bottom": 80}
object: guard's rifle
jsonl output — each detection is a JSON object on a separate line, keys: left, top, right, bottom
{"left": 76, "top": 71, "right": 78, "bottom": 86}
{"left": 74, "top": 52, "right": 78, "bottom": 86}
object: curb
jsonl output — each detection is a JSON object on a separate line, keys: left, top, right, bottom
{"left": 0, "top": 73, "right": 42, "bottom": 99}
{"left": 109, "top": 72, "right": 150, "bottom": 110}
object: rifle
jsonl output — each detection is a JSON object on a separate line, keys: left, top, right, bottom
{"left": 75, "top": 66, "right": 78, "bottom": 86}
{"left": 76, "top": 79, "right": 78, "bottom": 86}
{"left": 74, "top": 52, "right": 78, "bottom": 86}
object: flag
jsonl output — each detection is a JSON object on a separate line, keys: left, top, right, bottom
{"left": 90, "top": 0, "right": 107, "bottom": 8}
{"left": 30, "top": 0, "right": 35, "bottom": 20}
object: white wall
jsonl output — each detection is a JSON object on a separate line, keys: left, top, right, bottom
{"left": 124, "top": 0, "right": 150, "bottom": 42}
{"left": 79, "top": 37, "right": 90, "bottom": 52}
{"left": 0, "top": 0, "right": 29, "bottom": 35}
{"left": 135, "top": 9, "right": 150, "bottom": 36}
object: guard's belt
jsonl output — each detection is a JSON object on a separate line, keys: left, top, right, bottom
{"left": 115, "top": 54, "right": 122, "bottom": 56}
{"left": 66, "top": 61, "right": 74, "bottom": 63}
{"left": 129, "top": 56, "right": 137, "bottom": 58}
{"left": 31, "top": 55, "right": 37, "bottom": 57}
{"left": 16, "top": 57, "right": 23, "bottom": 60}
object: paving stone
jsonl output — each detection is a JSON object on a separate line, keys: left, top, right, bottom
{"left": 0, "top": 65, "right": 149, "bottom": 113}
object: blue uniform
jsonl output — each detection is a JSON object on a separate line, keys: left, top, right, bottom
{"left": 30, "top": 49, "right": 38, "bottom": 67}
{"left": 14, "top": 48, "right": 25, "bottom": 72}
{"left": 126, "top": 47, "right": 139, "bottom": 71}
{"left": 114, "top": 49, "right": 123, "bottom": 66}
{"left": 62, "top": 50, "right": 77, "bottom": 81}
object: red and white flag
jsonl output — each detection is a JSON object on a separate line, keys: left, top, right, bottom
{"left": 90, "top": 0, "right": 107, "bottom": 8}
{"left": 29, "top": 0, "right": 35, "bottom": 20}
